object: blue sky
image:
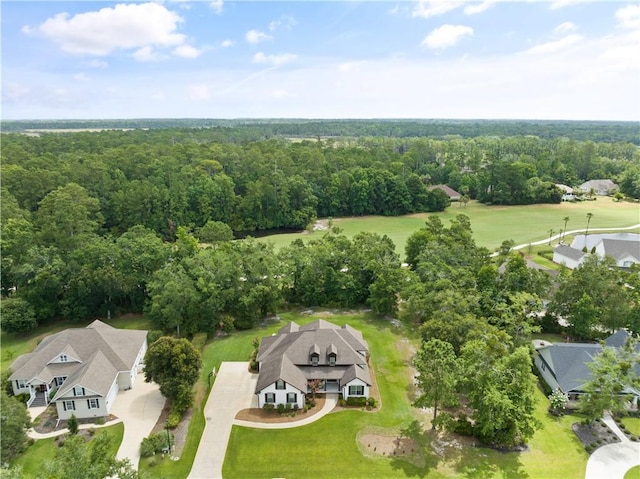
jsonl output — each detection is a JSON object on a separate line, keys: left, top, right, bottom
{"left": 2, "top": 1, "right": 639, "bottom": 120}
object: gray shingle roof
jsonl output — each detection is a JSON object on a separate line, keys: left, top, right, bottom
{"left": 256, "top": 320, "right": 370, "bottom": 393}
{"left": 9, "top": 320, "right": 146, "bottom": 397}
{"left": 554, "top": 245, "right": 586, "bottom": 261}
{"left": 600, "top": 239, "right": 640, "bottom": 262}
{"left": 52, "top": 350, "right": 118, "bottom": 400}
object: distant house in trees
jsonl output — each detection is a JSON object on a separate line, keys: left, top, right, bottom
{"left": 553, "top": 233, "right": 640, "bottom": 269}
{"left": 428, "top": 184, "right": 461, "bottom": 201}
{"left": 255, "top": 320, "right": 370, "bottom": 408}
{"left": 579, "top": 179, "right": 619, "bottom": 196}
{"left": 556, "top": 184, "right": 576, "bottom": 201}
{"left": 8, "top": 320, "right": 147, "bottom": 420}
{"left": 533, "top": 330, "right": 640, "bottom": 404}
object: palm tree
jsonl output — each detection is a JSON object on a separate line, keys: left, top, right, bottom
{"left": 548, "top": 229, "right": 555, "bottom": 245}
{"left": 585, "top": 212, "right": 593, "bottom": 237}
{"left": 562, "top": 216, "right": 570, "bottom": 241}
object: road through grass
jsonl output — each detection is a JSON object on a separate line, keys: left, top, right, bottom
{"left": 257, "top": 197, "right": 640, "bottom": 256}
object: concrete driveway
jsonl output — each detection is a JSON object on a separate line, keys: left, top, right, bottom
{"left": 109, "top": 372, "right": 165, "bottom": 469}
{"left": 188, "top": 362, "right": 258, "bottom": 479}
{"left": 585, "top": 414, "right": 640, "bottom": 479}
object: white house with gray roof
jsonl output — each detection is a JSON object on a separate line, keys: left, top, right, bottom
{"left": 553, "top": 233, "right": 640, "bottom": 270}
{"left": 8, "top": 320, "right": 147, "bottom": 420}
{"left": 255, "top": 319, "right": 371, "bottom": 408}
{"left": 533, "top": 330, "right": 640, "bottom": 404}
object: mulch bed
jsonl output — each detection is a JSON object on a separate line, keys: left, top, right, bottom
{"left": 33, "top": 405, "right": 116, "bottom": 434}
{"left": 235, "top": 396, "right": 327, "bottom": 423}
{"left": 572, "top": 419, "right": 620, "bottom": 452}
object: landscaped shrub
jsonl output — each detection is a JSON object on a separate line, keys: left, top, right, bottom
{"left": 262, "top": 403, "right": 275, "bottom": 412}
{"left": 14, "top": 393, "right": 30, "bottom": 405}
{"left": 191, "top": 333, "right": 208, "bottom": 351}
{"left": 67, "top": 414, "right": 79, "bottom": 435}
{"left": 366, "top": 397, "right": 377, "bottom": 409}
{"left": 346, "top": 397, "right": 367, "bottom": 407}
{"left": 140, "top": 432, "right": 174, "bottom": 457}
{"left": 537, "top": 250, "right": 554, "bottom": 261}
{"left": 449, "top": 414, "right": 475, "bottom": 437}
{"left": 339, "top": 398, "right": 347, "bottom": 407}
{"left": 167, "top": 410, "right": 181, "bottom": 429}
{"left": 276, "top": 403, "right": 286, "bottom": 415}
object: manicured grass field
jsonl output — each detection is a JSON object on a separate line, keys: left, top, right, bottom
{"left": 257, "top": 197, "right": 640, "bottom": 256}
{"left": 621, "top": 417, "right": 640, "bottom": 436}
{"left": 223, "top": 312, "right": 588, "bottom": 479}
{"left": 625, "top": 465, "right": 640, "bottom": 479}
{"left": 11, "top": 423, "right": 124, "bottom": 476}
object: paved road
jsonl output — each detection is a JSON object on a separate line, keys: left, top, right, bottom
{"left": 585, "top": 414, "right": 640, "bottom": 479}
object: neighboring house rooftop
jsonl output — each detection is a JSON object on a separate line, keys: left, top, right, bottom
{"left": 9, "top": 320, "right": 147, "bottom": 395}
{"left": 555, "top": 184, "right": 574, "bottom": 193}
{"left": 535, "top": 330, "right": 640, "bottom": 395}
{"left": 579, "top": 179, "right": 618, "bottom": 194}
{"left": 571, "top": 233, "right": 640, "bottom": 252}
{"left": 554, "top": 245, "right": 586, "bottom": 262}
{"left": 599, "top": 239, "right": 640, "bottom": 263}
{"left": 428, "top": 184, "right": 461, "bottom": 199}
{"left": 256, "top": 320, "right": 370, "bottom": 394}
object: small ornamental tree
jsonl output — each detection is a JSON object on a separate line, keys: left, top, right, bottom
{"left": 548, "top": 389, "right": 569, "bottom": 415}
{"left": 67, "top": 413, "right": 79, "bottom": 435}
{"left": 307, "top": 379, "right": 322, "bottom": 405}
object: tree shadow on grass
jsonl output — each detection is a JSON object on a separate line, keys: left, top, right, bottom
{"left": 389, "top": 420, "right": 530, "bottom": 479}
{"left": 451, "top": 445, "right": 530, "bottom": 479}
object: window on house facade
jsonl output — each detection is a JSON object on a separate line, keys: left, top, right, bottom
{"left": 73, "top": 386, "right": 85, "bottom": 396}
{"left": 328, "top": 354, "right": 336, "bottom": 366}
{"left": 348, "top": 385, "right": 364, "bottom": 396}
{"left": 87, "top": 398, "right": 100, "bottom": 409}
{"left": 286, "top": 392, "right": 297, "bottom": 403}
{"left": 60, "top": 354, "right": 68, "bottom": 362}
{"left": 16, "top": 379, "right": 27, "bottom": 389}
{"left": 265, "top": 393, "right": 275, "bottom": 403}
{"left": 55, "top": 376, "right": 67, "bottom": 387}
{"left": 63, "top": 400, "right": 75, "bottom": 411}
{"left": 275, "top": 380, "right": 285, "bottom": 390}
{"left": 311, "top": 355, "right": 318, "bottom": 366}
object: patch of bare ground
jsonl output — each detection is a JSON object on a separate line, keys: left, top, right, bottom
{"left": 149, "top": 403, "right": 192, "bottom": 458}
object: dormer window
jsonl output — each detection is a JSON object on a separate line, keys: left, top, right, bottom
{"left": 60, "top": 354, "right": 68, "bottom": 362}
{"left": 327, "top": 344, "right": 337, "bottom": 366}
{"left": 74, "top": 386, "right": 85, "bottom": 396}
{"left": 309, "top": 343, "right": 320, "bottom": 366}
{"left": 275, "top": 379, "right": 285, "bottom": 390}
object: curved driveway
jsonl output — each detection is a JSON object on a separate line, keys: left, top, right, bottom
{"left": 585, "top": 415, "right": 640, "bottom": 479}
{"left": 188, "top": 362, "right": 338, "bottom": 479}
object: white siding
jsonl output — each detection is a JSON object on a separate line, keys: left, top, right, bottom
{"left": 552, "top": 251, "right": 583, "bottom": 270}
{"left": 342, "top": 378, "right": 369, "bottom": 400}
{"left": 105, "top": 378, "right": 119, "bottom": 413}
{"left": 12, "top": 380, "right": 30, "bottom": 396}
{"left": 55, "top": 396, "right": 108, "bottom": 420}
{"left": 257, "top": 381, "right": 305, "bottom": 409}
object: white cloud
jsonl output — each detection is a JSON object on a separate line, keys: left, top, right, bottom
{"left": 464, "top": 1, "right": 498, "bottom": 15}
{"left": 246, "top": 29, "right": 272, "bottom": 44}
{"left": 252, "top": 52, "right": 297, "bottom": 66}
{"left": 133, "top": 46, "right": 161, "bottom": 62}
{"left": 615, "top": 4, "right": 640, "bottom": 30}
{"left": 422, "top": 24, "right": 474, "bottom": 49}
{"left": 526, "top": 34, "right": 583, "bottom": 54}
{"left": 73, "top": 73, "right": 89, "bottom": 82}
{"left": 173, "top": 44, "right": 201, "bottom": 58}
{"left": 83, "top": 59, "right": 108, "bottom": 68}
{"left": 32, "top": 3, "right": 186, "bottom": 56}
{"left": 188, "top": 84, "right": 212, "bottom": 101}
{"left": 210, "top": 0, "right": 223, "bottom": 15}
{"left": 555, "top": 22, "right": 577, "bottom": 34}
{"left": 550, "top": 0, "right": 588, "bottom": 10}
{"left": 268, "top": 15, "right": 297, "bottom": 32}
{"left": 221, "top": 39, "right": 235, "bottom": 48}
{"left": 412, "top": 0, "right": 464, "bottom": 19}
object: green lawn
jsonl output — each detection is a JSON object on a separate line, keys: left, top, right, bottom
{"left": 621, "top": 417, "right": 640, "bottom": 436}
{"left": 257, "top": 197, "right": 640, "bottom": 256}
{"left": 11, "top": 423, "right": 124, "bottom": 476}
{"left": 223, "top": 312, "right": 588, "bottom": 479}
{"left": 625, "top": 465, "right": 640, "bottom": 479}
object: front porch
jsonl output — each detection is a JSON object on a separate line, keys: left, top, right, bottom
{"left": 25, "top": 381, "right": 55, "bottom": 408}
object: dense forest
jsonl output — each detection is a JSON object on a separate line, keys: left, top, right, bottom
{"left": 2, "top": 122, "right": 639, "bottom": 332}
